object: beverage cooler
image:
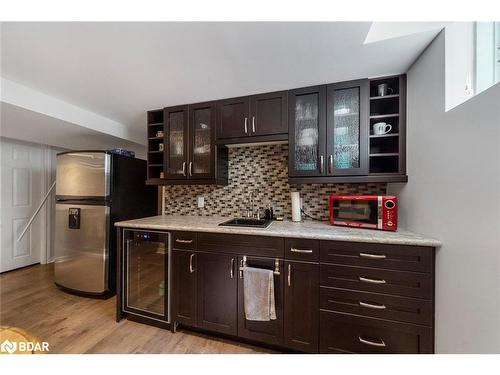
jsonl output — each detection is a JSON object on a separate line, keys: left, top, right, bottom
{"left": 122, "top": 229, "right": 170, "bottom": 323}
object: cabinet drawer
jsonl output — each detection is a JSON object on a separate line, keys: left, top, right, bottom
{"left": 320, "top": 241, "right": 433, "bottom": 273}
{"left": 320, "top": 287, "right": 432, "bottom": 326}
{"left": 319, "top": 311, "right": 433, "bottom": 354}
{"left": 197, "top": 233, "right": 284, "bottom": 258}
{"left": 172, "top": 231, "right": 197, "bottom": 250}
{"left": 320, "top": 264, "right": 432, "bottom": 299}
{"left": 285, "top": 238, "right": 319, "bottom": 262}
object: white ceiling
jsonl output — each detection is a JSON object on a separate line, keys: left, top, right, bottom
{"left": 0, "top": 102, "right": 147, "bottom": 157}
{"left": 1, "top": 22, "right": 443, "bottom": 139}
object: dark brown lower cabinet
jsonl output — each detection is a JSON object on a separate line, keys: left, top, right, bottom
{"left": 284, "top": 261, "right": 319, "bottom": 353}
{"left": 163, "top": 232, "right": 436, "bottom": 353}
{"left": 237, "top": 256, "right": 284, "bottom": 346}
{"left": 196, "top": 251, "right": 238, "bottom": 335}
{"left": 171, "top": 249, "right": 197, "bottom": 327}
{"left": 319, "top": 311, "right": 433, "bottom": 354}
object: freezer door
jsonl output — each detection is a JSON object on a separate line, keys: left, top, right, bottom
{"left": 54, "top": 203, "right": 109, "bottom": 294}
{"left": 56, "top": 152, "right": 110, "bottom": 198}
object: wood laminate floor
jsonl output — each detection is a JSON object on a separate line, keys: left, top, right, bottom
{"left": 0, "top": 264, "right": 271, "bottom": 354}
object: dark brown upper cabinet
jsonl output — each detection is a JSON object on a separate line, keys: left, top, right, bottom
{"left": 289, "top": 80, "right": 368, "bottom": 179}
{"left": 288, "top": 78, "right": 404, "bottom": 184}
{"left": 250, "top": 91, "right": 288, "bottom": 136}
{"left": 216, "top": 96, "right": 250, "bottom": 139}
{"left": 288, "top": 85, "right": 327, "bottom": 178}
{"left": 326, "top": 79, "right": 369, "bottom": 176}
{"left": 150, "top": 102, "right": 227, "bottom": 185}
{"left": 216, "top": 91, "right": 288, "bottom": 143}
{"left": 164, "top": 105, "right": 189, "bottom": 180}
{"left": 147, "top": 74, "right": 407, "bottom": 185}
{"left": 189, "top": 101, "right": 216, "bottom": 179}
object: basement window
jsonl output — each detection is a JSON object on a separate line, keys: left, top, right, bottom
{"left": 475, "top": 22, "right": 500, "bottom": 95}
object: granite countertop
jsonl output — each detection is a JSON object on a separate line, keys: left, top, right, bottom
{"left": 115, "top": 215, "right": 441, "bottom": 247}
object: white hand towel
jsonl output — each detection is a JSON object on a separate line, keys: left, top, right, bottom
{"left": 242, "top": 266, "right": 276, "bottom": 321}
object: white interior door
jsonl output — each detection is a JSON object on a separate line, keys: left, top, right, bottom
{"left": 1, "top": 138, "right": 44, "bottom": 272}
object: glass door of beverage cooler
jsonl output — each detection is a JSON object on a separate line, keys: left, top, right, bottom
{"left": 123, "top": 229, "right": 169, "bottom": 322}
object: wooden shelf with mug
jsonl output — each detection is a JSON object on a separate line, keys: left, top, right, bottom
{"left": 368, "top": 75, "right": 406, "bottom": 176}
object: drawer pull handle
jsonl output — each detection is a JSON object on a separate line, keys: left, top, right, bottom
{"left": 230, "top": 258, "right": 235, "bottom": 279}
{"left": 287, "top": 264, "right": 291, "bottom": 287}
{"left": 359, "top": 252, "right": 386, "bottom": 259}
{"left": 290, "top": 248, "right": 313, "bottom": 254}
{"left": 359, "top": 301, "right": 386, "bottom": 310}
{"left": 176, "top": 239, "right": 193, "bottom": 244}
{"left": 359, "top": 276, "right": 386, "bottom": 284}
{"left": 189, "top": 254, "right": 195, "bottom": 273}
{"left": 359, "top": 336, "right": 386, "bottom": 347}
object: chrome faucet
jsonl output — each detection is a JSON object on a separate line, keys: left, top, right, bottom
{"left": 245, "top": 191, "right": 262, "bottom": 219}
{"left": 247, "top": 192, "right": 254, "bottom": 218}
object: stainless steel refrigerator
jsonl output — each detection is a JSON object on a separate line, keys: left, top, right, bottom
{"left": 54, "top": 151, "right": 157, "bottom": 298}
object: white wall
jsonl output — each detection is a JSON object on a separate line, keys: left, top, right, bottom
{"left": 445, "top": 22, "right": 475, "bottom": 111}
{"left": 388, "top": 31, "right": 500, "bottom": 353}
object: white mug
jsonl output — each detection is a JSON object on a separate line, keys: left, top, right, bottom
{"left": 373, "top": 122, "right": 392, "bottom": 135}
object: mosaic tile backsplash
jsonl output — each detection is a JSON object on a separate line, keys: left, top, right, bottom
{"left": 163, "top": 144, "right": 386, "bottom": 221}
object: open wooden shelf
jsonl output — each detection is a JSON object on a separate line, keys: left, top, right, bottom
{"left": 369, "top": 113, "right": 399, "bottom": 119}
{"left": 370, "top": 94, "right": 400, "bottom": 100}
{"left": 369, "top": 133, "right": 399, "bottom": 138}
{"left": 369, "top": 153, "right": 399, "bottom": 157}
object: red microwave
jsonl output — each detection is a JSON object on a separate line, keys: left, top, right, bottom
{"left": 329, "top": 195, "right": 398, "bottom": 231}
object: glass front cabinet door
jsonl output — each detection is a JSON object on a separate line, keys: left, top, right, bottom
{"left": 288, "top": 86, "right": 326, "bottom": 177}
{"left": 189, "top": 101, "right": 215, "bottom": 179}
{"left": 165, "top": 105, "right": 189, "bottom": 179}
{"left": 326, "top": 79, "right": 369, "bottom": 176}
{"left": 123, "top": 229, "right": 169, "bottom": 322}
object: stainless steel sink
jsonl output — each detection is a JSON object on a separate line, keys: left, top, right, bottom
{"left": 219, "top": 218, "right": 272, "bottom": 228}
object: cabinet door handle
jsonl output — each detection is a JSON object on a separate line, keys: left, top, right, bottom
{"left": 182, "top": 162, "right": 186, "bottom": 176}
{"left": 359, "top": 276, "right": 386, "bottom": 284}
{"left": 252, "top": 116, "right": 256, "bottom": 133}
{"left": 287, "top": 263, "right": 291, "bottom": 287}
{"left": 328, "top": 155, "right": 333, "bottom": 174}
{"left": 188, "top": 161, "right": 193, "bottom": 176}
{"left": 359, "top": 301, "right": 387, "bottom": 310}
{"left": 358, "top": 336, "right": 386, "bottom": 347}
{"left": 189, "top": 254, "right": 195, "bottom": 273}
{"left": 319, "top": 155, "right": 324, "bottom": 174}
{"left": 290, "top": 248, "right": 313, "bottom": 254}
{"left": 230, "top": 258, "right": 235, "bottom": 279}
{"left": 176, "top": 239, "right": 193, "bottom": 244}
{"left": 239, "top": 259, "right": 244, "bottom": 279}
{"left": 359, "top": 252, "right": 386, "bottom": 259}
{"left": 244, "top": 117, "right": 248, "bottom": 134}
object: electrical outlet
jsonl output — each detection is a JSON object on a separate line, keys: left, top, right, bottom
{"left": 197, "top": 196, "right": 205, "bottom": 208}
